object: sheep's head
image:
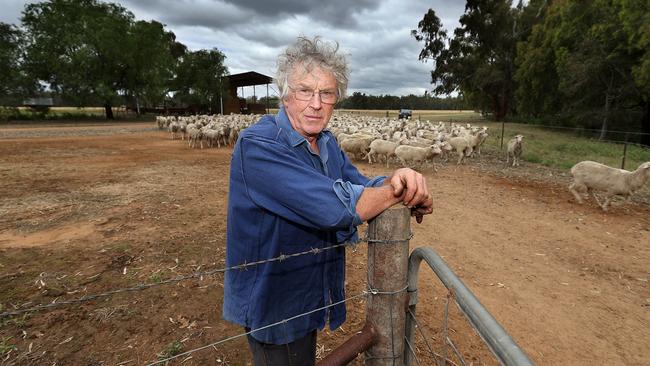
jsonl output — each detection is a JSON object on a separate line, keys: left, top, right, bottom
{"left": 639, "top": 162, "right": 650, "bottom": 180}
{"left": 440, "top": 141, "right": 453, "bottom": 151}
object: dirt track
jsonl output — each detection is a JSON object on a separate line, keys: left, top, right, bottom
{"left": 0, "top": 123, "right": 649, "bottom": 365}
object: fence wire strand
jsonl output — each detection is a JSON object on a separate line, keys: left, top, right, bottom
{"left": 408, "top": 308, "right": 461, "bottom": 366}
{"left": 0, "top": 240, "right": 359, "bottom": 318}
{"left": 147, "top": 291, "right": 368, "bottom": 365}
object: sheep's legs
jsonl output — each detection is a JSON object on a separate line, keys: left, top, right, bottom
{"left": 590, "top": 190, "right": 607, "bottom": 210}
{"left": 569, "top": 182, "right": 585, "bottom": 203}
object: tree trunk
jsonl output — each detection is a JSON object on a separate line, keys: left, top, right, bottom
{"left": 104, "top": 104, "right": 114, "bottom": 120}
{"left": 599, "top": 93, "right": 610, "bottom": 141}
{"left": 135, "top": 95, "right": 141, "bottom": 116}
{"left": 492, "top": 93, "right": 508, "bottom": 121}
{"left": 642, "top": 100, "right": 650, "bottom": 147}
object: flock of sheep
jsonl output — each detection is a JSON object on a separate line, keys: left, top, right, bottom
{"left": 155, "top": 113, "right": 649, "bottom": 212}
{"left": 328, "top": 115, "right": 494, "bottom": 172}
{"left": 156, "top": 114, "right": 257, "bottom": 149}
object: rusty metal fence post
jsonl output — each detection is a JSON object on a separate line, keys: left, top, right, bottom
{"left": 365, "top": 205, "right": 411, "bottom": 365}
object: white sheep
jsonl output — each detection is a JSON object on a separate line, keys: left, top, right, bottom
{"left": 447, "top": 136, "right": 472, "bottom": 165}
{"left": 506, "top": 135, "right": 524, "bottom": 167}
{"left": 187, "top": 126, "right": 203, "bottom": 149}
{"left": 569, "top": 161, "right": 650, "bottom": 211}
{"left": 367, "top": 139, "right": 403, "bottom": 167}
{"left": 168, "top": 121, "right": 181, "bottom": 140}
{"left": 471, "top": 130, "right": 489, "bottom": 157}
{"left": 395, "top": 144, "right": 443, "bottom": 172}
{"left": 340, "top": 136, "right": 372, "bottom": 161}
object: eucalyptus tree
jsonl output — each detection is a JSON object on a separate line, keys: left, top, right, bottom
{"left": 515, "top": 0, "right": 650, "bottom": 143}
{"left": 22, "top": 0, "right": 134, "bottom": 118}
{"left": 173, "top": 49, "right": 229, "bottom": 114}
{"left": 413, "top": 0, "right": 522, "bottom": 120}
{"left": 124, "top": 20, "right": 185, "bottom": 114}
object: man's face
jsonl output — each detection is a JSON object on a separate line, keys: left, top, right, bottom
{"left": 283, "top": 66, "right": 337, "bottom": 140}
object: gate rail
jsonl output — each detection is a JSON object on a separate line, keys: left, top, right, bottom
{"left": 405, "top": 247, "right": 534, "bottom": 366}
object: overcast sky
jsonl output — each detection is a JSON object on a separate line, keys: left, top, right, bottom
{"left": 2, "top": 0, "right": 466, "bottom": 97}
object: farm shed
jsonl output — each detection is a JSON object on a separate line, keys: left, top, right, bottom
{"left": 225, "top": 71, "right": 273, "bottom": 115}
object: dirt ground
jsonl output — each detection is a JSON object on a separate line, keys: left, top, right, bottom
{"left": 0, "top": 122, "right": 649, "bottom": 366}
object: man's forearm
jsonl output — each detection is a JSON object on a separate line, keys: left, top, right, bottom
{"left": 355, "top": 185, "right": 401, "bottom": 222}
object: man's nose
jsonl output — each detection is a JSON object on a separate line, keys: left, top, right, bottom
{"left": 308, "top": 93, "right": 322, "bottom": 109}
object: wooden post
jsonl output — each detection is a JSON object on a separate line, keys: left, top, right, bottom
{"left": 365, "top": 205, "right": 411, "bottom": 365}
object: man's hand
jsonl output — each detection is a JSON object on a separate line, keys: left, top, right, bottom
{"left": 387, "top": 168, "right": 433, "bottom": 223}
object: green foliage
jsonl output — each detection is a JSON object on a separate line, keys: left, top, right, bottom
{"left": 123, "top": 20, "right": 185, "bottom": 113}
{"left": 618, "top": 0, "right": 650, "bottom": 97}
{"left": 172, "top": 49, "right": 229, "bottom": 113}
{"left": 0, "top": 22, "right": 35, "bottom": 98}
{"left": 415, "top": 0, "right": 650, "bottom": 145}
{"left": 17, "top": 0, "right": 198, "bottom": 119}
{"left": 413, "top": 0, "right": 522, "bottom": 121}
{"left": 514, "top": 0, "right": 650, "bottom": 144}
{"left": 21, "top": 0, "right": 134, "bottom": 113}
{"left": 338, "top": 92, "right": 467, "bottom": 110}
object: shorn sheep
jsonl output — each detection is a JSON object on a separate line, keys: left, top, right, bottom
{"left": 506, "top": 135, "right": 524, "bottom": 167}
{"left": 395, "top": 144, "right": 443, "bottom": 172}
{"left": 569, "top": 161, "right": 650, "bottom": 211}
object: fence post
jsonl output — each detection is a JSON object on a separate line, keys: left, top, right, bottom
{"left": 621, "top": 143, "right": 628, "bottom": 170}
{"left": 500, "top": 121, "right": 505, "bottom": 150}
{"left": 365, "top": 205, "right": 411, "bottom": 366}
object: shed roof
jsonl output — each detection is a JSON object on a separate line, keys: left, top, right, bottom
{"left": 227, "top": 71, "right": 273, "bottom": 88}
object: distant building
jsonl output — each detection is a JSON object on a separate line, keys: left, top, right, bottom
{"left": 225, "top": 72, "right": 273, "bottom": 115}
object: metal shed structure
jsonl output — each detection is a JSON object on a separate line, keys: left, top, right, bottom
{"left": 224, "top": 71, "right": 274, "bottom": 115}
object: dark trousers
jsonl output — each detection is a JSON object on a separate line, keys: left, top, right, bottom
{"left": 246, "top": 329, "right": 317, "bottom": 366}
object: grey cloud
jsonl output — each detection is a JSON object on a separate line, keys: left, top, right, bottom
{"left": 223, "top": 0, "right": 378, "bottom": 28}
{"left": 4, "top": 0, "right": 466, "bottom": 96}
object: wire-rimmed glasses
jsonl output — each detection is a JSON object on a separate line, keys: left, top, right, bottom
{"left": 289, "top": 86, "right": 338, "bottom": 104}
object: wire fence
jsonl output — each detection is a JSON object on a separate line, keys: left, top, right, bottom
{"left": 1, "top": 225, "right": 522, "bottom": 366}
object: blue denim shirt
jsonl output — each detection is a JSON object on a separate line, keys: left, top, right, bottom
{"left": 223, "top": 107, "right": 386, "bottom": 344}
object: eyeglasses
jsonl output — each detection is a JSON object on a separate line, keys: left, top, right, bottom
{"left": 289, "top": 86, "right": 338, "bottom": 104}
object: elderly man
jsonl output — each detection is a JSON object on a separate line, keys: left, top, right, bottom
{"left": 223, "top": 36, "right": 433, "bottom": 365}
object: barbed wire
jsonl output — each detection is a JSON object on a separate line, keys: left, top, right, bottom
{"left": 147, "top": 291, "right": 369, "bottom": 365}
{"left": 0, "top": 240, "right": 358, "bottom": 318}
{"left": 2, "top": 232, "right": 420, "bottom": 364}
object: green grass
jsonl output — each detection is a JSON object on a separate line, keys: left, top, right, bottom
{"left": 480, "top": 122, "right": 650, "bottom": 170}
{"left": 0, "top": 337, "right": 17, "bottom": 357}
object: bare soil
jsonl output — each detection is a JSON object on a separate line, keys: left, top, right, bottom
{"left": 0, "top": 123, "right": 649, "bottom": 365}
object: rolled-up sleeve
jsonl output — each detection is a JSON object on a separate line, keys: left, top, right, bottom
{"left": 365, "top": 176, "right": 387, "bottom": 187}
{"left": 332, "top": 179, "right": 365, "bottom": 227}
